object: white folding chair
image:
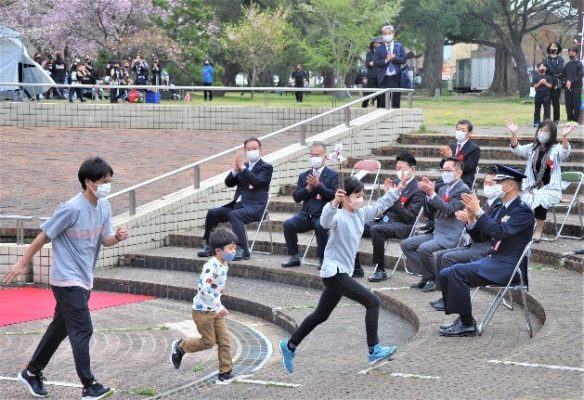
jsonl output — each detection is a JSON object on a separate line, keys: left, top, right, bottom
{"left": 472, "top": 240, "right": 534, "bottom": 337}
{"left": 548, "top": 171, "right": 584, "bottom": 241}
{"left": 351, "top": 159, "right": 382, "bottom": 205}
{"left": 248, "top": 194, "right": 274, "bottom": 255}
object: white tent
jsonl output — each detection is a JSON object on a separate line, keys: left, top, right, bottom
{"left": 0, "top": 25, "right": 54, "bottom": 98}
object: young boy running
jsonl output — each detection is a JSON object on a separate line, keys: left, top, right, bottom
{"left": 280, "top": 176, "right": 406, "bottom": 373}
{"left": 170, "top": 228, "right": 238, "bottom": 384}
{"left": 3, "top": 156, "right": 128, "bottom": 400}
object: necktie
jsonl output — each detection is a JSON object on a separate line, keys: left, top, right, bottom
{"left": 456, "top": 144, "right": 462, "bottom": 156}
{"left": 313, "top": 169, "right": 320, "bottom": 178}
{"left": 386, "top": 45, "right": 396, "bottom": 75}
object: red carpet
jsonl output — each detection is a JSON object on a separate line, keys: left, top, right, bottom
{"left": 0, "top": 287, "right": 156, "bottom": 327}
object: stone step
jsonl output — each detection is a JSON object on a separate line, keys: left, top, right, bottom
{"left": 373, "top": 144, "right": 584, "bottom": 160}
{"left": 398, "top": 132, "right": 584, "bottom": 147}
{"left": 347, "top": 155, "right": 584, "bottom": 173}
{"left": 168, "top": 227, "right": 583, "bottom": 272}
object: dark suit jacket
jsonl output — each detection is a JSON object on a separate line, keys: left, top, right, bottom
{"left": 374, "top": 178, "right": 425, "bottom": 239}
{"left": 224, "top": 158, "right": 273, "bottom": 217}
{"left": 373, "top": 41, "right": 406, "bottom": 83}
{"left": 292, "top": 166, "right": 339, "bottom": 219}
{"left": 440, "top": 140, "right": 481, "bottom": 189}
{"left": 468, "top": 196, "right": 534, "bottom": 285}
{"left": 467, "top": 198, "right": 503, "bottom": 244}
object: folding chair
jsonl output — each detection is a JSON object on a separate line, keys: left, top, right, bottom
{"left": 248, "top": 194, "right": 274, "bottom": 255}
{"left": 548, "top": 171, "right": 584, "bottom": 241}
{"left": 472, "top": 240, "right": 533, "bottom": 337}
{"left": 471, "top": 166, "right": 480, "bottom": 191}
{"left": 301, "top": 232, "right": 319, "bottom": 266}
{"left": 351, "top": 159, "right": 382, "bottom": 205}
{"left": 380, "top": 207, "right": 424, "bottom": 278}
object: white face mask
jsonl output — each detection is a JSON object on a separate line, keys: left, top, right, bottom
{"left": 348, "top": 196, "right": 364, "bottom": 211}
{"left": 246, "top": 150, "right": 260, "bottom": 163}
{"left": 497, "top": 183, "right": 507, "bottom": 199}
{"left": 383, "top": 34, "right": 394, "bottom": 43}
{"left": 455, "top": 130, "right": 466, "bottom": 143}
{"left": 396, "top": 169, "right": 413, "bottom": 180}
{"left": 483, "top": 184, "right": 502, "bottom": 200}
{"left": 310, "top": 156, "right": 324, "bottom": 169}
{"left": 442, "top": 171, "right": 455, "bottom": 184}
{"left": 92, "top": 182, "right": 111, "bottom": 199}
{"left": 537, "top": 132, "right": 549, "bottom": 144}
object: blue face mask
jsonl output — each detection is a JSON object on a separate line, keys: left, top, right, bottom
{"left": 222, "top": 249, "right": 236, "bottom": 262}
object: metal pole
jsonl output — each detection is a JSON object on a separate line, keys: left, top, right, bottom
{"left": 16, "top": 219, "right": 23, "bottom": 245}
{"left": 264, "top": 91, "right": 269, "bottom": 107}
{"left": 194, "top": 165, "right": 201, "bottom": 189}
{"left": 129, "top": 190, "right": 136, "bottom": 216}
{"left": 299, "top": 124, "right": 306, "bottom": 145}
{"left": 408, "top": 92, "right": 413, "bottom": 108}
{"left": 344, "top": 107, "right": 351, "bottom": 127}
{"left": 385, "top": 91, "right": 390, "bottom": 109}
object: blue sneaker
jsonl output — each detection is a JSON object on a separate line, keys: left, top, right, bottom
{"left": 279, "top": 339, "right": 296, "bottom": 373}
{"left": 367, "top": 343, "right": 397, "bottom": 365}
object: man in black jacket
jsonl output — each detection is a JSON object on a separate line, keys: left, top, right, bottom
{"left": 281, "top": 142, "right": 339, "bottom": 268}
{"left": 564, "top": 46, "right": 583, "bottom": 122}
{"left": 198, "top": 138, "right": 273, "bottom": 261}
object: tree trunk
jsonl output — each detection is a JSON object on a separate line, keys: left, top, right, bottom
{"left": 489, "top": 47, "right": 517, "bottom": 93}
{"left": 421, "top": 34, "right": 444, "bottom": 93}
{"left": 511, "top": 41, "right": 531, "bottom": 97}
{"left": 322, "top": 67, "right": 335, "bottom": 88}
{"left": 221, "top": 62, "right": 238, "bottom": 86}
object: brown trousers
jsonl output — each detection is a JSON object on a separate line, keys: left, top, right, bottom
{"left": 180, "top": 310, "right": 233, "bottom": 373}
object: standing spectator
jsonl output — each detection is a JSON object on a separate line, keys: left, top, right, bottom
{"left": 51, "top": 51, "right": 67, "bottom": 99}
{"left": 202, "top": 59, "right": 215, "bottom": 101}
{"left": 373, "top": 25, "right": 406, "bottom": 108}
{"left": 151, "top": 58, "right": 162, "bottom": 86}
{"left": 291, "top": 64, "right": 308, "bottom": 103}
{"left": 68, "top": 59, "right": 86, "bottom": 103}
{"left": 362, "top": 38, "right": 382, "bottom": 108}
{"left": 543, "top": 41, "right": 564, "bottom": 123}
{"left": 83, "top": 55, "right": 94, "bottom": 74}
{"left": 532, "top": 62, "right": 552, "bottom": 127}
{"left": 563, "top": 47, "right": 583, "bottom": 122}
{"left": 131, "top": 54, "right": 149, "bottom": 86}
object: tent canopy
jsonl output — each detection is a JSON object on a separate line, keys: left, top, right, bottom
{"left": 0, "top": 25, "right": 54, "bottom": 97}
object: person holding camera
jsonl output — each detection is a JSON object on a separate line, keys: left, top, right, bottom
{"left": 151, "top": 58, "right": 162, "bottom": 86}
{"left": 131, "top": 54, "right": 149, "bottom": 86}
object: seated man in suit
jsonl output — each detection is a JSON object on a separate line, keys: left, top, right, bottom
{"left": 429, "top": 167, "right": 501, "bottom": 311}
{"left": 198, "top": 137, "right": 273, "bottom": 261}
{"left": 281, "top": 142, "right": 339, "bottom": 269}
{"left": 420, "top": 119, "right": 481, "bottom": 233}
{"left": 353, "top": 152, "right": 424, "bottom": 282}
{"left": 438, "top": 164, "right": 534, "bottom": 337}
{"left": 400, "top": 158, "right": 471, "bottom": 292}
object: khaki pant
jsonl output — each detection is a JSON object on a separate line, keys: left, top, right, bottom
{"left": 180, "top": 310, "right": 233, "bottom": 373}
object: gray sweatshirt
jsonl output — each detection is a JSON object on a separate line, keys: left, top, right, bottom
{"left": 319, "top": 188, "right": 399, "bottom": 278}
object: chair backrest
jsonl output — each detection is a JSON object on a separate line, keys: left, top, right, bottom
{"left": 505, "top": 240, "right": 533, "bottom": 289}
{"left": 560, "top": 171, "right": 584, "bottom": 203}
{"left": 352, "top": 159, "right": 382, "bottom": 173}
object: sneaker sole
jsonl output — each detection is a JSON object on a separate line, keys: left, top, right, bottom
{"left": 81, "top": 388, "right": 114, "bottom": 400}
{"left": 278, "top": 341, "right": 294, "bottom": 373}
{"left": 17, "top": 372, "right": 48, "bottom": 398}
{"left": 215, "top": 378, "right": 233, "bottom": 385}
{"left": 170, "top": 339, "right": 181, "bottom": 369}
{"left": 368, "top": 346, "right": 398, "bottom": 365}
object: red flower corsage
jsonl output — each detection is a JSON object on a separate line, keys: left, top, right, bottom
{"left": 546, "top": 159, "right": 554, "bottom": 169}
{"left": 442, "top": 194, "right": 449, "bottom": 202}
{"left": 400, "top": 196, "right": 407, "bottom": 205}
{"left": 457, "top": 154, "right": 464, "bottom": 161}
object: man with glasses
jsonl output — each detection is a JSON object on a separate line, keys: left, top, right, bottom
{"left": 401, "top": 158, "right": 471, "bottom": 292}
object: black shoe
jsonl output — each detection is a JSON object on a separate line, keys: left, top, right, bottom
{"left": 422, "top": 280, "right": 437, "bottom": 292}
{"left": 368, "top": 269, "right": 388, "bottom": 282}
{"left": 318, "top": 258, "right": 323, "bottom": 270}
{"left": 234, "top": 248, "right": 250, "bottom": 261}
{"left": 197, "top": 244, "right": 212, "bottom": 257}
{"left": 409, "top": 280, "right": 427, "bottom": 289}
{"left": 352, "top": 268, "right": 365, "bottom": 278}
{"left": 439, "top": 318, "right": 476, "bottom": 337}
{"left": 429, "top": 297, "right": 443, "bottom": 306}
{"left": 216, "top": 370, "right": 234, "bottom": 384}
{"left": 432, "top": 299, "right": 445, "bottom": 311}
{"left": 440, "top": 316, "right": 460, "bottom": 330}
{"left": 18, "top": 369, "right": 48, "bottom": 397}
{"left": 81, "top": 381, "right": 113, "bottom": 400}
{"left": 417, "top": 222, "right": 434, "bottom": 234}
{"left": 170, "top": 339, "right": 184, "bottom": 369}
{"left": 281, "top": 255, "right": 301, "bottom": 268}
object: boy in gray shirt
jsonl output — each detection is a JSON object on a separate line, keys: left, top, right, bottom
{"left": 3, "top": 156, "right": 128, "bottom": 400}
{"left": 279, "top": 176, "right": 406, "bottom": 373}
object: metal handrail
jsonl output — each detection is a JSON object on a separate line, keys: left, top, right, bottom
{"left": 0, "top": 215, "right": 35, "bottom": 244}
{"left": 99, "top": 87, "right": 413, "bottom": 215}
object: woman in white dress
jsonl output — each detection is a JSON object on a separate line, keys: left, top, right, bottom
{"left": 505, "top": 119, "right": 575, "bottom": 242}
